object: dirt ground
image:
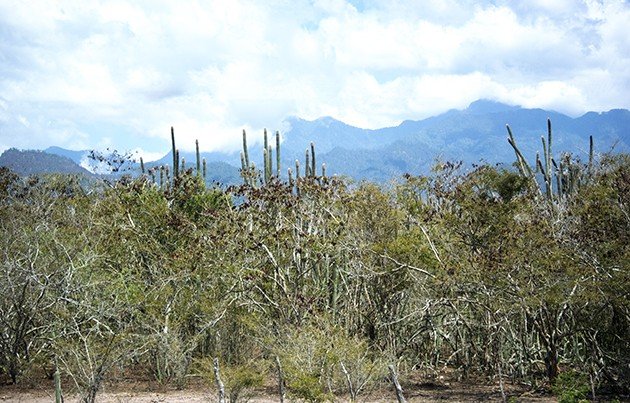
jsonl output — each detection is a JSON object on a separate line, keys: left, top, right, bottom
{"left": 0, "top": 377, "right": 561, "bottom": 402}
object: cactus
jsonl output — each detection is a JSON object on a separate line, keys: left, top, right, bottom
{"left": 321, "top": 163, "right": 326, "bottom": 178}
{"left": 239, "top": 129, "right": 253, "bottom": 185}
{"left": 288, "top": 167, "right": 293, "bottom": 187}
{"left": 263, "top": 129, "right": 268, "bottom": 160}
{"left": 140, "top": 157, "right": 145, "bottom": 174}
{"left": 237, "top": 127, "right": 326, "bottom": 187}
{"left": 263, "top": 147, "right": 270, "bottom": 184}
{"left": 159, "top": 166, "right": 164, "bottom": 188}
{"left": 541, "top": 135, "right": 552, "bottom": 199}
{"left": 276, "top": 130, "right": 281, "bottom": 178}
{"left": 175, "top": 149, "right": 180, "bottom": 178}
{"left": 270, "top": 150, "right": 275, "bottom": 183}
{"left": 242, "top": 129, "right": 250, "bottom": 168}
{"left": 310, "top": 142, "right": 316, "bottom": 177}
{"left": 588, "top": 135, "right": 594, "bottom": 177}
{"left": 203, "top": 158, "right": 207, "bottom": 179}
{"left": 506, "top": 125, "right": 535, "bottom": 179}
{"left": 305, "top": 149, "right": 311, "bottom": 177}
{"left": 507, "top": 118, "right": 594, "bottom": 202}
{"left": 196, "top": 139, "right": 201, "bottom": 177}
{"left": 171, "top": 126, "right": 178, "bottom": 178}
{"left": 547, "top": 118, "right": 553, "bottom": 196}
{"left": 181, "top": 156, "right": 186, "bottom": 173}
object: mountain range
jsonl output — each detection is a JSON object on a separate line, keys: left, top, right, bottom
{"left": 2, "top": 100, "right": 629, "bottom": 184}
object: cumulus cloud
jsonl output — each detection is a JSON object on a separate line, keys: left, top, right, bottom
{"left": 0, "top": 0, "right": 629, "bottom": 154}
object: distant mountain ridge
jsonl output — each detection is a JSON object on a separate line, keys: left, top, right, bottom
{"left": 0, "top": 148, "right": 92, "bottom": 176}
{"left": 2, "top": 100, "right": 629, "bottom": 183}
{"left": 44, "top": 146, "right": 91, "bottom": 165}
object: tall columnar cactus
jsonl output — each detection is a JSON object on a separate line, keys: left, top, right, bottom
{"left": 276, "top": 130, "right": 281, "bottom": 178}
{"left": 261, "top": 129, "right": 275, "bottom": 184}
{"left": 546, "top": 118, "right": 553, "bottom": 195}
{"left": 305, "top": 149, "right": 311, "bottom": 177}
{"left": 140, "top": 157, "right": 145, "bottom": 174}
{"left": 263, "top": 147, "right": 269, "bottom": 184}
{"left": 240, "top": 152, "right": 247, "bottom": 172}
{"left": 507, "top": 118, "right": 594, "bottom": 202}
{"left": 171, "top": 126, "right": 178, "bottom": 178}
{"left": 242, "top": 129, "right": 250, "bottom": 168}
{"left": 263, "top": 144, "right": 274, "bottom": 184}
{"left": 196, "top": 139, "right": 201, "bottom": 177}
{"left": 149, "top": 167, "right": 156, "bottom": 184}
{"left": 540, "top": 135, "right": 552, "bottom": 199}
{"left": 310, "top": 142, "right": 316, "bottom": 177}
{"left": 202, "top": 158, "right": 207, "bottom": 179}
{"left": 240, "top": 129, "right": 258, "bottom": 186}
{"left": 263, "top": 129, "right": 268, "bottom": 160}
{"left": 267, "top": 145, "right": 273, "bottom": 182}
{"left": 175, "top": 149, "right": 180, "bottom": 177}
{"left": 588, "top": 135, "right": 594, "bottom": 177}
{"left": 538, "top": 118, "right": 554, "bottom": 199}
{"left": 237, "top": 127, "right": 325, "bottom": 187}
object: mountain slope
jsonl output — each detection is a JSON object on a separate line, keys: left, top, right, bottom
{"left": 44, "top": 146, "right": 91, "bottom": 165}
{"left": 0, "top": 148, "right": 93, "bottom": 176}
{"left": 283, "top": 100, "right": 630, "bottom": 181}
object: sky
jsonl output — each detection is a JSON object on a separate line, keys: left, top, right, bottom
{"left": 1, "top": 0, "right": 629, "bottom": 159}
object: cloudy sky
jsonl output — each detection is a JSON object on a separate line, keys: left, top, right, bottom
{"left": 1, "top": 0, "right": 629, "bottom": 158}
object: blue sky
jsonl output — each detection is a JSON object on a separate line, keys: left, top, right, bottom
{"left": 1, "top": 0, "right": 629, "bottom": 160}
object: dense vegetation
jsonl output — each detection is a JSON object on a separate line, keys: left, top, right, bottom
{"left": 0, "top": 122, "right": 628, "bottom": 403}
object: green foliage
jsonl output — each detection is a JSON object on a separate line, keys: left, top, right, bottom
{"left": 198, "top": 358, "right": 265, "bottom": 402}
{"left": 552, "top": 370, "right": 590, "bottom": 403}
{"left": 273, "top": 322, "right": 383, "bottom": 401}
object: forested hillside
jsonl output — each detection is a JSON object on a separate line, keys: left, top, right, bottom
{"left": 0, "top": 120, "right": 628, "bottom": 403}
{"left": 0, "top": 148, "right": 92, "bottom": 176}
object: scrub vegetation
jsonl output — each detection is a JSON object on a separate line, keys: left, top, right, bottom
{"left": 0, "top": 121, "right": 628, "bottom": 402}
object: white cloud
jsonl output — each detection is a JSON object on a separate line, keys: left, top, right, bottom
{"left": 132, "top": 148, "right": 165, "bottom": 163}
{"left": 0, "top": 0, "right": 629, "bottom": 155}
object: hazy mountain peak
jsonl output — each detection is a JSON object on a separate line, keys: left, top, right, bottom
{"left": 315, "top": 116, "right": 342, "bottom": 125}
{"left": 466, "top": 99, "right": 520, "bottom": 114}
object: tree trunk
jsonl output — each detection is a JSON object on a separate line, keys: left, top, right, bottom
{"left": 388, "top": 364, "right": 407, "bottom": 403}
